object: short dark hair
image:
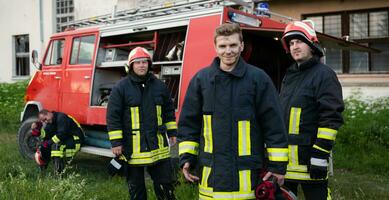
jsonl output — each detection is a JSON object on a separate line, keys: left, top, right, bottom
{"left": 39, "top": 109, "right": 50, "bottom": 115}
{"left": 214, "top": 23, "right": 243, "bottom": 44}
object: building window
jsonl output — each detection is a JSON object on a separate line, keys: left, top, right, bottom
{"left": 305, "top": 9, "right": 389, "bottom": 74}
{"left": 14, "top": 35, "right": 30, "bottom": 77}
{"left": 56, "top": 0, "right": 74, "bottom": 32}
{"left": 44, "top": 39, "right": 65, "bottom": 66}
{"left": 70, "top": 35, "right": 96, "bottom": 64}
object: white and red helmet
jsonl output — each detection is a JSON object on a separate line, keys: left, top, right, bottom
{"left": 281, "top": 20, "right": 324, "bottom": 57}
{"left": 34, "top": 149, "right": 46, "bottom": 166}
{"left": 127, "top": 47, "right": 152, "bottom": 68}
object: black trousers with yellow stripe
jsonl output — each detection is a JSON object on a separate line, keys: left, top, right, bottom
{"left": 50, "top": 136, "right": 82, "bottom": 172}
{"left": 284, "top": 180, "right": 331, "bottom": 200}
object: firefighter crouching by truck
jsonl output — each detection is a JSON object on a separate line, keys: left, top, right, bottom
{"left": 279, "top": 20, "right": 345, "bottom": 200}
{"left": 107, "top": 47, "right": 177, "bottom": 200}
{"left": 31, "top": 110, "right": 85, "bottom": 173}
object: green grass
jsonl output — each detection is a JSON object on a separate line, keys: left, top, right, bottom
{"left": 0, "top": 82, "right": 388, "bottom": 199}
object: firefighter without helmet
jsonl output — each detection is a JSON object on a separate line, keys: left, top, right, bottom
{"left": 281, "top": 20, "right": 324, "bottom": 57}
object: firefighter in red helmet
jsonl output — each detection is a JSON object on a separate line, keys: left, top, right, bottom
{"left": 279, "top": 21, "right": 344, "bottom": 200}
{"left": 107, "top": 46, "right": 177, "bottom": 200}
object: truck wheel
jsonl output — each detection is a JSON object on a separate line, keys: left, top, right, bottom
{"left": 17, "top": 117, "right": 40, "bottom": 160}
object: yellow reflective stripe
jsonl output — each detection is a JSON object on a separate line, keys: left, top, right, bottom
{"left": 128, "top": 147, "right": 170, "bottom": 165}
{"left": 199, "top": 184, "right": 255, "bottom": 200}
{"left": 132, "top": 130, "right": 141, "bottom": 153}
{"left": 165, "top": 121, "right": 177, "bottom": 130}
{"left": 108, "top": 130, "right": 123, "bottom": 140}
{"left": 51, "top": 151, "right": 63, "bottom": 157}
{"left": 317, "top": 127, "right": 337, "bottom": 141}
{"left": 288, "top": 145, "right": 298, "bottom": 166}
{"left": 67, "top": 115, "right": 81, "bottom": 128}
{"left": 157, "top": 132, "right": 164, "bottom": 149}
{"left": 199, "top": 185, "right": 213, "bottom": 200}
{"left": 40, "top": 128, "right": 46, "bottom": 139}
{"left": 285, "top": 171, "right": 311, "bottom": 180}
{"left": 327, "top": 188, "right": 332, "bottom": 200}
{"left": 130, "top": 146, "right": 169, "bottom": 159}
{"left": 156, "top": 105, "right": 163, "bottom": 126}
{"left": 74, "top": 136, "right": 81, "bottom": 151}
{"left": 239, "top": 170, "right": 251, "bottom": 192}
{"left": 286, "top": 171, "right": 327, "bottom": 181}
{"left": 288, "top": 107, "right": 301, "bottom": 134}
{"left": 238, "top": 120, "right": 251, "bottom": 156}
{"left": 267, "top": 148, "right": 288, "bottom": 162}
{"left": 179, "top": 141, "right": 199, "bottom": 155}
{"left": 203, "top": 115, "right": 213, "bottom": 153}
{"left": 287, "top": 164, "right": 308, "bottom": 172}
{"left": 65, "top": 149, "right": 77, "bottom": 157}
{"left": 313, "top": 144, "right": 331, "bottom": 154}
{"left": 201, "top": 166, "right": 211, "bottom": 187}
{"left": 131, "top": 107, "right": 140, "bottom": 130}
{"left": 52, "top": 135, "right": 60, "bottom": 143}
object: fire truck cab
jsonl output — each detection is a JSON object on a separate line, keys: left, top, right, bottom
{"left": 18, "top": 1, "right": 374, "bottom": 160}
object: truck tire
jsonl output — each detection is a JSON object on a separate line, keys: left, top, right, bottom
{"left": 17, "top": 117, "right": 40, "bottom": 160}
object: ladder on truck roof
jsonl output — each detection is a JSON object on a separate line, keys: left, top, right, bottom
{"left": 60, "top": 0, "right": 232, "bottom": 30}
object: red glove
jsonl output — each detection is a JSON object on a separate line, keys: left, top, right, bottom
{"left": 31, "top": 122, "right": 43, "bottom": 137}
{"left": 256, "top": 180, "right": 276, "bottom": 200}
{"left": 255, "top": 170, "right": 277, "bottom": 200}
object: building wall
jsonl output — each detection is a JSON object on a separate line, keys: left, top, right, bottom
{"left": 269, "top": 0, "right": 389, "bottom": 20}
{"left": 73, "top": 0, "right": 170, "bottom": 20}
{"left": 0, "top": 0, "right": 55, "bottom": 83}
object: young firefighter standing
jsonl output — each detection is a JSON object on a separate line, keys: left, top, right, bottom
{"left": 107, "top": 47, "right": 177, "bottom": 200}
{"left": 32, "top": 110, "right": 84, "bottom": 173}
{"left": 178, "top": 23, "right": 288, "bottom": 199}
{"left": 280, "top": 21, "right": 345, "bottom": 200}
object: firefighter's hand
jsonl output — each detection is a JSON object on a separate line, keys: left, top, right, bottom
{"left": 169, "top": 136, "right": 177, "bottom": 146}
{"left": 263, "top": 171, "right": 285, "bottom": 186}
{"left": 182, "top": 162, "right": 199, "bottom": 183}
{"left": 112, "top": 146, "right": 123, "bottom": 156}
{"left": 31, "top": 121, "right": 42, "bottom": 129}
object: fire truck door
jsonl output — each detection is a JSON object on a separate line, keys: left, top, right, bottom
{"left": 60, "top": 34, "right": 97, "bottom": 122}
{"left": 41, "top": 38, "right": 66, "bottom": 111}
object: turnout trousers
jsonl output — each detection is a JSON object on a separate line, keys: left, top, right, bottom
{"left": 284, "top": 180, "right": 331, "bottom": 200}
{"left": 126, "top": 159, "right": 176, "bottom": 200}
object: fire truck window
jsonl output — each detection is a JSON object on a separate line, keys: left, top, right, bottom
{"left": 44, "top": 39, "right": 65, "bottom": 66}
{"left": 70, "top": 35, "right": 96, "bottom": 65}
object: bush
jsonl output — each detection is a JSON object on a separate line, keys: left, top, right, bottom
{"left": 0, "top": 81, "right": 28, "bottom": 132}
{"left": 334, "top": 91, "right": 389, "bottom": 175}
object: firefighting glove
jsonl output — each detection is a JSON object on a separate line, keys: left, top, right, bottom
{"left": 31, "top": 122, "right": 43, "bottom": 137}
{"left": 107, "top": 155, "right": 127, "bottom": 176}
{"left": 309, "top": 148, "right": 329, "bottom": 179}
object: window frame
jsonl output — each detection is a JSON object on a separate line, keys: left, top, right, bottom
{"left": 304, "top": 7, "right": 389, "bottom": 74}
{"left": 69, "top": 35, "right": 97, "bottom": 66}
{"left": 12, "top": 34, "right": 30, "bottom": 78}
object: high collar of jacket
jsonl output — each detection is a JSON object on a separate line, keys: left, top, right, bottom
{"left": 288, "top": 55, "right": 320, "bottom": 72}
{"left": 128, "top": 72, "right": 154, "bottom": 83}
{"left": 209, "top": 57, "right": 247, "bottom": 79}
{"left": 51, "top": 112, "right": 58, "bottom": 124}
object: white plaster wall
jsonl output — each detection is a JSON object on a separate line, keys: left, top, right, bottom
{"left": 73, "top": 0, "right": 173, "bottom": 20}
{"left": 0, "top": 0, "right": 55, "bottom": 83}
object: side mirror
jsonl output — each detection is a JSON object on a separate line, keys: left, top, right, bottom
{"left": 31, "top": 50, "right": 42, "bottom": 70}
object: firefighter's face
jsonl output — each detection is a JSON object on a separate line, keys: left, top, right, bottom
{"left": 289, "top": 39, "right": 313, "bottom": 64}
{"left": 39, "top": 112, "right": 53, "bottom": 124}
{"left": 215, "top": 33, "right": 244, "bottom": 70}
{"left": 132, "top": 59, "right": 149, "bottom": 76}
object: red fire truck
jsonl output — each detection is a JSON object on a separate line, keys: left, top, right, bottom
{"left": 18, "top": 0, "right": 374, "bottom": 160}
